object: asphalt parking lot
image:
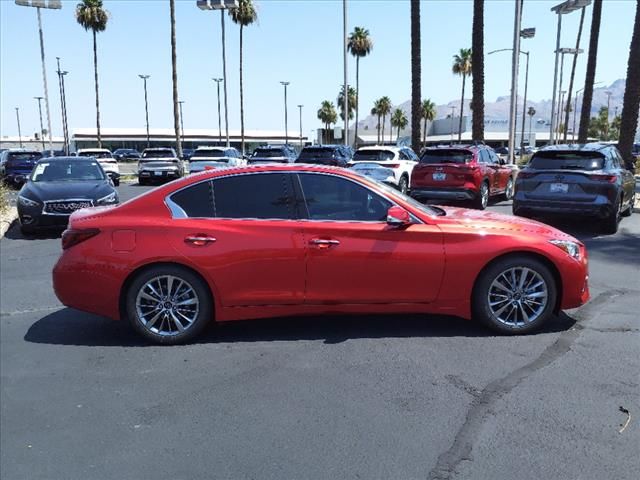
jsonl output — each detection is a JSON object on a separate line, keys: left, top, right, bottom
{"left": 1, "top": 182, "right": 639, "bottom": 480}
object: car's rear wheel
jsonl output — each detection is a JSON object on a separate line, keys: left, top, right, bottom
{"left": 621, "top": 191, "right": 635, "bottom": 217}
{"left": 474, "top": 181, "right": 489, "bottom": 210}
{"left": 601, "top": 196, "right": 622, "bottom": 234}
{"left": 472, "top": 256, "right": 556, "bottom": 334}
{"left": 125, "top": 265, "right": 213, "bottom": 344}
{"left": 503, "top": 177, "right": 514, "bottom": 201}
{"left": 398, "top": 175, "right": 409, "bottom": 195}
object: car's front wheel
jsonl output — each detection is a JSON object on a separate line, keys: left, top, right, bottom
{"left": 472, "top": 256, "right": 557, "bottom": 334}
{"left": 503, "top": 177, "right": 514, "bottom": 201}
{"left": 125, "top": 265, "right": 213, "bottom": 344}
{"left": 398, "top": 175, "right": 409, "bottom": 195}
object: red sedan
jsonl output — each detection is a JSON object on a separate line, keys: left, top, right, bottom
{"left": 53, "top": 164, "right": 590, "bottom": 344}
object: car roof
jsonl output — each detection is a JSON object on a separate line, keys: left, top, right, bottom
{"left": 77, "top": 148, "right": 111, "bottom": 152}
{"left": 143, "top": 147, "right": 175, "bottom": 152}
{"left": 195, "top": 146, "right": 229, "bottom": 151}
{"left": 537, "top": 142, "right": 612, "bottom": 152}
{"left": 39, "top": 156, "right": 97, "bottom": 162}
{"left": 357, "top": 146, "right": 401, "bottom": 152}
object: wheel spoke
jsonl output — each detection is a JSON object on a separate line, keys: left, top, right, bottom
{"left": 145, "top": 311, "right": 163, "bottom": 329}
{"left": 170, "top": 311, "right": 186, "bottom": 332}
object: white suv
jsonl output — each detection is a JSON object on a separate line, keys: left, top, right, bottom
{"left": 188, "top": 147, "right": 244, "bottom": 174}
{"left": 76, "top": 148, "right": 120, "bottom": 186}
{"left": 349, "top": 146, "right": 419, "bottom": 194}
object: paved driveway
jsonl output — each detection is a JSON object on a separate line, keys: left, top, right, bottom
{"left": 1, "top": 183, "right": 638, "bottom": 480}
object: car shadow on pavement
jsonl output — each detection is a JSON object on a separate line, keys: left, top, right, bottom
{"left": 24, "top": 307, "right": 578, "bottom": 347}
{"left": 3, "top": 224, "right": 63, "bottom": 240}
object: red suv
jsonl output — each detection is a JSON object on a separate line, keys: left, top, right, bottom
{"left": 410, "top": 145, "right": 515, "bottom": 209}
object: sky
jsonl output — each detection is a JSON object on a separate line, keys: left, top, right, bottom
{"left": 0, "top": 0, "right": 636, "bottom": 139}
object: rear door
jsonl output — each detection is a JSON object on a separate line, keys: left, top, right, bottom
{"left": 166, "top": 173, "right": 306, "bottom": 307}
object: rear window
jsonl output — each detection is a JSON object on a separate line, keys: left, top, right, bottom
{"left": 252, "top": 148, "right": 286, "bottom": 158}
{"left": 78, "top": 151, "right": 113, "bottom": 159}
{"left": 298, "top": 148, "right": 337, "bottom": 160}
{"left": 142, "top": 150, "right": 175, "bottom": 159}
{"left": 7, "top": 152, "right": 42, "bottom": 162}
{"left": 529, "top": 152, "right": 604, "bottom": 171}
{"left": 191, "top": 150, "right": 226, "bottom": 160}
{"left": 420, "top": 150, "right": 472, "bottom": 164}
{"left": 352, "top": 150, "right": 395, "bottom": 162}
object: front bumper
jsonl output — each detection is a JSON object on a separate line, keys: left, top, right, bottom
{"left": 411, "top": 187, "right": 477, "bottom": 202}
{"left": 3, "top": 171, "right": 32, "bottom": 185}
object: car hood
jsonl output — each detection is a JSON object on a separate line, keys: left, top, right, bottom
{"left": 23, "top": 180, "right": 114, "bottom": 201}
{"left": 437, "top": 206, "right": 576, "bottom": 239}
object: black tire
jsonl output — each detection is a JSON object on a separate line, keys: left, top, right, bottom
{"left": 472, "top": 256, "right": 557, "bottom": 334}
{"left": 473, "top": 181, "right": 489, "bottom": 210}
{"left": 502, "top": 176, "right": 514, "bottom": 201}
{"left": 113, "top": 178, "right": 120, "bottom": 187}
{"left": 621, "top": 191, "right": 635, "bottom": 217}
{"left": 398, "top": 175, "right": 409, "bottom": 195}
{"left": 601, "top": 196, "right": 621, "bottom": 234}
{"left": 125, "top": 265, "right": 213, "bottom": 345}
{"left": 138, "top": 177, "right": 147, "bottom": 186}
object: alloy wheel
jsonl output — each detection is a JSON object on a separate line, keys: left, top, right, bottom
{"left": 487, "top": 267, "right": 548, "bottom": 328}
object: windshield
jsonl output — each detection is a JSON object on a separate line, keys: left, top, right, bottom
{"left": 78, "top": 151, "right": 112, "bottom": 159}
{"left": 191, "top": 150, "right": 227, "bottom": 160}
{"left": 529, "top": 152, "right": 604, "bottom": 170}
{"left": 420, "top": 150, "right": 472, "bottom": 164}
{"left": 31, "top": 160, "right": 105, "bottom": 182}
{"left": 252, "top": 149, "right": 286, "bottom": 158}
{"left": 353, "top": 150, "right": 395, "bottom": 162}
{"left": 142, "top": 150, "right": 175, "bottom": 159}
{"left": 298, "top": 148, "right": 336, "bottom": 160}
{"left": 7, "top": 152, "right": 42, "bottom": 162}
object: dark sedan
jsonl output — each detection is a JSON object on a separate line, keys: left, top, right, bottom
{"left": 513, "top": 143, "right": 636, "bottom": 234}
{"left": 296, "top": 145, "right": 352, "bottom": 167}
{"left": 18, "top": 157, "right": 119, "bottom": 235}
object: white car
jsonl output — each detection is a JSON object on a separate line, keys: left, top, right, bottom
{"left": 349, "top": 146, "right": 419, "bottom": 194}
{"left": 188, "top": 147, "right": 245, "bottom": 174}
{"left": 138, "top": 148, "right": 184, "bottom": 185}
{"left": 76, "top": 148, "right": 120, "bottom": 185}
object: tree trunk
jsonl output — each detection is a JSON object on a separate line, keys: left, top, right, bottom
{"left": 563, "top": 7, "right": 586, "bottom": 142}
{"left": 471, "top": 0, "right": 484, "bottom": 141}
{"left": 410, "top": 0, "right": 422, "bottom": 153}
{"left": 458, "top": 73, "right": 466, "bottom": 142}
{"left": 239, "top": 25, "right": 245, "bottom": 155}
{"left": 354, "top": 57, "right": 360, "bottom": 149}
{"left": 169, "top": 0, "right": 182, "bottom": 158}
{"left": 578, "top": 0, "right": 603, "bottom": 143}
{"left": 381, "top": 114, "right": 385, "bottom": 145}
{"left": 618, "top": 0, "right": 640, "bottom": 170}
{"left": 377, "top": 114, "right": 380, "bottom": 144}
{"left": 92, "top": 30, "right": 101, "bottom": 148}
{"left": 423, "top": 117, "right": 427, "bottom": 149}
{"left": 390, "top": 116, "right": 393, "bottom": 144}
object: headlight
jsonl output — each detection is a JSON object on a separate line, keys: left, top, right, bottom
{"left": 18, "top": 195, "right": 40, "bottom": 208}
{"left": 97, "top": 191, "right": 118, "bottom": 205}
{"left": 549, "top": 240, "right": 581, "bottom": 260}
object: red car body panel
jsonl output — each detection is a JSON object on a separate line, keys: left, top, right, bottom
{"left": 52, "top": 165, "right": 589, "bottom": 325}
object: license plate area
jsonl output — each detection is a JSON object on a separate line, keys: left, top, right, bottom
{"left": 154, "top": 171, "right": 163, "bottom": 176}
{"left": 432, "top": 172, "right": 446, "bottom": 181}
{"left": 550, "top": 182, "right": 568, "bottom": 193}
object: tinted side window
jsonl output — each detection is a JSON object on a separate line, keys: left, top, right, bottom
{"left": 170, "top": 181, "right": 214, "bottom": 217}
{"left": 488, "top": 150, "right": 500, "bottom": 164}
{"left": 213, "top": 173, "right": 294, "bottom": 219}
{"left": 298, "top": 173, "right": 391, "bottom": 222}
{"left": 478, "top": 150, "right": 488, "bottom": 164}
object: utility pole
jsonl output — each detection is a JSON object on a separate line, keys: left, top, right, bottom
{"left": 139, "top": 74, "right": 151, "bottom": 148}
{"left": 507, "top": 0, "right": 522, "bottom": 164}
{"left": 34, "top": 96, "right": 45, "bottom": 151}
{"left": 56, "top": 57, "right": 69, "bottom": 154}
{"left": 15, "top": 107, "right": 23, "bottom": 148}
{"left": 298, "top": 104, "right": 303, "bottom": 148}
{"left": 213, "top": 78, "right": 223, "bottom": 144}
{"left": 280, "top": 81, "right": 290, "bottom": 145}
{"left": 343, "top": 0, "right": 348, "bottom": 146}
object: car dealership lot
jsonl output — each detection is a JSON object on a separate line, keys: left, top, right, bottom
{"left": 1, "top": 183, "right": 639, "bottom": 480}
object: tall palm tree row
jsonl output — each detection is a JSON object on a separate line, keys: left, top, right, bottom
{"left": 452, "top": 48, "right": 472, "bottom": 143}
{"left": 169, "top": 0, "right": 181, "bottom": 157}
{"left": 377, "top": 96, "right": 392, "bottom": 145}
{"left": 421, "top": 99, "right": 436, "bottom": 149}
{"left": 390, "top": 108, "right": 408, "bottom": 141}
{"left": 337, "top": 85, "right": 357, "bottom": 123}
{"left": 317, "top": 100, "right": 337, "bottom": 144}
{"left": 230, "top": 0, "right": 257, "bottom": 155}
{"left": 348, "top": 27, "right": 373, "bottom": 149}
{"left": 75, "top": 0, "right": 108, "bottom": 148}
{"left": 618, "top": 0, "right": 640, "bottom": 171}
{"left": 578, "top": 0, "right": 603, "bottom": 143}
{"left": 410, "top": 0, "right": 421, "bottom": 153}
{"left": 471, "top": 0, "right": 484, "bottom": 142}
{"left": 563, "top": 6, "right": 587, "bottom": 142}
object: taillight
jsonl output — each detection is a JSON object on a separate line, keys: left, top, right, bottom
{"left": 385, "top": 163, "right": 400, "bottom": 168}
{"left": 588, "top": 174, "right": 617, "bottom": 183}
{"left": 62, "top": 228, "right": 100, "bottom": 250}
{"left": 517, "top": 171, "right": 536, "bottom": 179}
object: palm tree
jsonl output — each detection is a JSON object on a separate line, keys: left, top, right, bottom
{"left": 75, "top": 0, "right": 108, "bottom": 148}
{"left": 421, "top": 99, "right": 436, "bottom": 149}
{"left": 618, "top": 0, "right": 640, "bottom": 171}
{"left": 168, "top": 0, "right": 181, "bottom": 157}
{"left": 337, "top": 85, "right": 357, "bottom": 123}
{"left": 390, "top": 108, "right": 408, "bottom": 142}
{"left": 229, "top": 0, "right": 257, "bottom": 155}
{"left": 452, "top": 48, "right": 472, "bottom": 143}
{"left": 410, "top": 0, "right": 421, "bottom": 153}
{"left": 348, "top": 27, "right": 373, "bottom": 149}
{"left": 371, "top": 102, "right": 381, "bottom": 144}
{"left": 317, "top": 100, "right": 337, "bottom": 144}
{"left": 377, "top": 96, "right": 391, "bottom": 145}
{"left": 563, "top": 6, "right": 587, "bottom": 142}
{"left": 578, "top": 0, "right": 603, "bottom": 143}
{"left": 471, "top": 0, "right": 484, "bottom": 141}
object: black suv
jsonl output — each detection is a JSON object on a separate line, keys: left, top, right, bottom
{"left": 113, "top": 149, "right": 141, "bottom": 161}
{"left": 296, "top": 145, "right": 353, "bottom": 167}
{"left": 513, "top": 143, "right": 636, "bottom": 234}
{"left": 249, "top": 145, "right": 297, "bottom": 164}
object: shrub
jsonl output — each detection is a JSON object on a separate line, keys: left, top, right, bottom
{"left": 0, "top": 182, "right": 9, "bottom": 214}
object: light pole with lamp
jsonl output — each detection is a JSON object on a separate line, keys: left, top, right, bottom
{"left": 507, "top": 0, "right": 522, "bottom": 164}
{"left": 34, "top": 96, "right": 45, "bottom": 151}
{"left": 178, "top": 100, "right": 186, "bottom": 154}
{"left": 197, "top": 0, "right": 238, "bottom": 148}
{"left": 297, "top": 104, "right": 303, "bottom": 149}
{"left": 342, "top": 0, "right": 348, "bottom": 147}
{"left": 280, "top": 81, "right": 290, "bottom": 145}
{"left": 212, "top": 78, "right": 223, "bottom": 144}
{"left": 56, "top": 57, "right": 69, "bottom": 154}
{"left": 555, "top": 47, "right": 583, "bottom": 143}
{"left": 549, "top": 0, "right": 592, "bottom": 144}
{"left": 15, "top": 107, "right": 23, "bottom": 148}
{"left": 139, "top": 74, "right": 151, "bottom": 148}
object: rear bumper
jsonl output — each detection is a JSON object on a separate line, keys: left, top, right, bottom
{"left": 3, "top": 171, "right": 32, "bottom": 184}
{"left": 513, "top": 195, "right": 614, "bottom": 218}
{"left": 139, "top": 170, "right": 181, "bottom": 181}
{"left": 411, "top": 187, "right": 477, "bottom": 201}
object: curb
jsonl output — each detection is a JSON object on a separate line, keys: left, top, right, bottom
{"left": 0, "top": 207, "right": 18, "bottom": 240}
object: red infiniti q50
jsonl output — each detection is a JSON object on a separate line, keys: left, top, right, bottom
{"left": 53, "top": 164, "right": 590, "bottom": 344}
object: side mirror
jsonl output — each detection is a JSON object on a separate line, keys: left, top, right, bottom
{"left": 386, "top": 206, "right": 411, "bottom": 227}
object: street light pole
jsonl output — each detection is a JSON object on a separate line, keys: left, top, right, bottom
{"left": 450, "top": 106, "right": 456, "bottom": 144}
{"left": 507, "top": 0, "right": 522, "bottom": 164}
{"left": 280, "top": 81, "right": 289, "bottom": 145}
{"left": 178, "top": 100, "right": 185, "bottom": 153}
{"left": 56, "top": 57, "right": 69, "bottom": 155}
{"left": 343, "top": 0, "right": 348, "bottom": 147}
{"left": 139, "top": 74, "right": 151, "bottom": 148}
{"left": 519, "top": 50, "right": 530, "bottom": 158}
{"left": 298, "top": 104, "right": 303, "bottom": 148}
{"left": 15, "top": 107, "right": 23, "bottom": 148}
{"left": 34, "top": 96, "right": 45, "bottom": 151}
{"left": 213, "top": 78, "right": 223, "bottom": 144}
{"left": 36, "top": 7, "right": 53, "bottom": 155}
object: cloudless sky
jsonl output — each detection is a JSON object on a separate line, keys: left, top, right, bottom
{"left": 0, "top": 0, "right": 636, "bottom": 138}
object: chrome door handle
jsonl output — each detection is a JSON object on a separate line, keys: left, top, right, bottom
{"left": 185, "top": 236, "right": 217, "bottom": 246}
{"left": 310, "top": 238, "right": 340, "bottom": 248}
